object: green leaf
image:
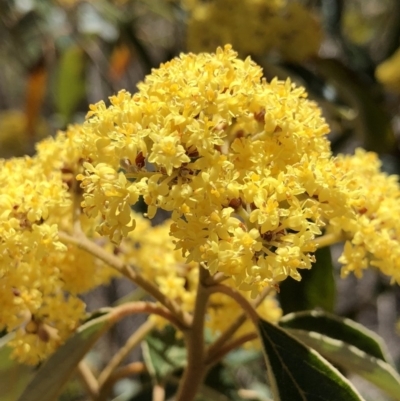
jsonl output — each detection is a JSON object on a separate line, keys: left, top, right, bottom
{"left": 142, "top": 326, "right": 186, "bottom": 383}
{"left": 279, "top": 311, "right": 400, "bottom": 400}
{"left": 285, "top": 329, "right": 400, "bottom": 401}
{"left": 258, "top": 318, "right": 366, "bottom": 401}
{"left": 55, "top": 44, "right": 86, "bottom": 126}
{"left": 17, "top": 310, "right": 113, "bottom": 401}
{"left": 279, "top": 312, "right": 400, "bottom": 401}
{"left": 279, "top": 311, "right": 391, "bottom": 363}
{"left": 279, "top": 247, "right": 335, "bottom": 314}
{"left": 0, "top": 334, "right": 35, "bottom": 401}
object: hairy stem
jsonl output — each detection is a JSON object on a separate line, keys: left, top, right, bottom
{"left": 98, "top": 319, "right": 156, "bottom": 388}
{"left": 109, "top": 301, "right": 186, "bottom": 330}
{"left": 208, "top": 284, "right": 260, "bottom": 326}
{"left": 204, "top": 271, "right": 228, "bottom": 286}
{"left": 96, "top": 363, "right": 146, "bottom": 401}
{"left": 94, "top": 303, "right": 170, "bottom": 401}
{"left": 205, "top": 286, "right": 271, "bottom": 364}
{"left": 206, "top": 332, "right": 258, "bottom": 366}
{"left": 76, "top": 360, "right": 99, "bottom": 400}
{"left": 58, "top": 231, "right": 191, "bottom": 328}
{"left": 175, "top": 266, "right": 210, "bottom": 401}
{"left": 109, "top": 362, "right": 146, "bottom": 383}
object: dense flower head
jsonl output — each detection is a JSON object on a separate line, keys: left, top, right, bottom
{"left": 186, "top": 0, "right": 322, "bottom": 61}
{"left": 335, "top": 149, "right": 400, "bottom": 283}
{"left": 0, "top": 155, "right": 76, "bottom": 364}
{"left": 0, "top": 156, "right": 69, "bottom": 277}
{"left": 78, "top": 45, "right": 355, "bottom": 292}
{"left": 3, "top": 44, "right": 400, "bottom": 366}
{"left": 0, "top": 125, "right": 117, "bottom": 364}
{"left": 123, "top": 213, "right": 282, "bottom": 333}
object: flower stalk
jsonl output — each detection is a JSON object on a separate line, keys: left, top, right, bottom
{"left": 175, "top": 266, "right": 211, "bottom": 401}
{"left": 58, "top": 231, "right": 191, "bottom": 329}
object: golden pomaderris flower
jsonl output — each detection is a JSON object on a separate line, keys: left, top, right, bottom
{"left": 0, "top": 125, "right": 118, "bottom": 364}
{"left": 78, "top": 45, "right": 356, "bottom": 294}
{"left": 122, "top": 212, "right": 282, "bottom": 338}
{"left": 335, "top": 149, "right": 400, "bottom": 284}
{"left": 0, "top": 155, "right": 81, "bottom": 365}
{"left": 3, "top": 44, "right": 400, "bottom": 368}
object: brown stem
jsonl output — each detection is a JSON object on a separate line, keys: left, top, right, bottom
{"left": 98, "top": 319, "right": 155, "bottom": 388}
{"left": 204, "top": 271, "right": 228, "bottom": 286}
{"left": 175, "top": 266, "right": 210, "bottom": 401}
{"left": 76, "top": 360, "right": 99, "bottom": 400}
{"left": 58, "top": 231, "right": 191, "bottom": 328}
{"left": 205, "top": 286, "right": 271, "bottom": 364}
{"left": 109, "top": 302, "right": 186, "bottom": 331}
{"left": 96, "top": 362, "right": 146, "bottom": 401}
{"left": 205, "top": 332, "right": 258, "bottom": 366}
{"left": 111, "top": 362, "right": 146, "bottom": 382}
{"left": 208, "top": 284, "right": 259, "bottom": 326}
{"left": 93, "top": 302, "right": 169, "bottom": 401}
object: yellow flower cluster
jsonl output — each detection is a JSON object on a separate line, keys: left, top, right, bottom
{"left": 335, "top": 150, "right": 400, "bottom": 283}
{"left": 3, "top": 44, "right": 400, "bottom": 365}
{"left": 78, "top": 45, "right": 356, "bottom": 293}
{"left": 375, "top": 47, "right": 400, "bottom": 93}
{"left": 1, "top": 112, "right": 280, "bottom": 363}
{"left": 0, "top": 155, "right": 77, "bottom": 364}
{"left": 186, "top": 0, "right": 322, "bottom": 62}
{"left": 123, "top": 213, "right": 281, "bottom": 334}
{"left": 0, "top": 126, "right": 117, "bottom": 364}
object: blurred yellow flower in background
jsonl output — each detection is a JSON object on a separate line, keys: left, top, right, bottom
{"left": 376, "top": 47, "right": 400, "bottom": 93}
{"left": 0, "top": 110, "right": 49, "bottom": 158}
{"left": 186, "top": 0, "right": 322, "bottom": 61}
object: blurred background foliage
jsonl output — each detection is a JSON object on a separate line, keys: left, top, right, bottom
{"left": 1, "top": 0, "right": 400, "bottom": 400}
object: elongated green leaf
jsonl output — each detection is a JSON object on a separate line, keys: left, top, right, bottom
{"left": 286, "top": 329, "right": 400, "bottom": 401}
{"left": 55, "top": 44, "right": 86, "bottom": 125}
{"left": 279, "top": 311, "right": 391, "bottom": 363}
{"left": 258, "top": 318, "right": 366, "bottom": 401}
{"left": 18, "top": 310, "right": 113, "bottom": 401}
{"left": 0, "top": 334, "right": 35, "bottom": 401}
{"left": 142, "top": 326, "right": 186, "bottom": 382}
{"left": 279, "top": 247, "right": 335, "bottom": 314}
